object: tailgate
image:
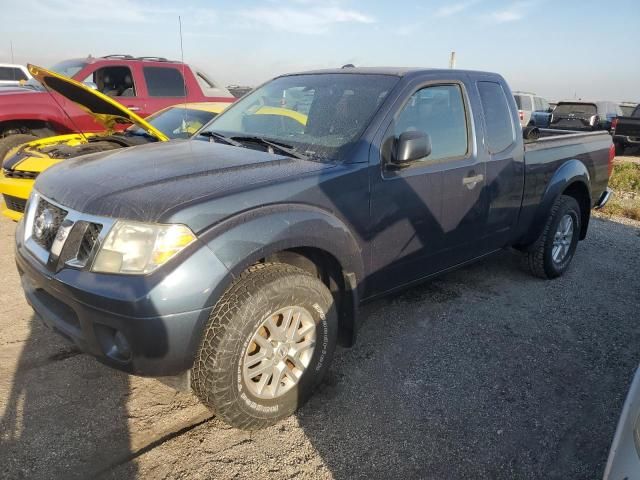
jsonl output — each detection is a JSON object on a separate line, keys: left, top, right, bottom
{"left": 615, "top": 117, "right": 640, "bottom": 137}
{"left": 550, "top": 114, "right": 594, "bottom": 130}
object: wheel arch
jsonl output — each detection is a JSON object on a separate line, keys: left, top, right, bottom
{"left": 522, "top": 159, "right": 592, "bottom": 246}
{"left": 188, "top": 205, "right": 364, "bottom": 359}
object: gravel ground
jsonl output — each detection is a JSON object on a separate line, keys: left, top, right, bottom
{"left": 1, "top": 213, "right": 639, "bottom": 480}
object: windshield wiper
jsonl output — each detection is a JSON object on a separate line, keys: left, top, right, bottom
{"left": 198, "top": 130, "right": 244, "bottom": 147}
{"left": 230, "top": 135, "right": 309, "bottom": 160}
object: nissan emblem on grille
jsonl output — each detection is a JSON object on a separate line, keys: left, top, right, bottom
{"left": 34, "top": 208, "right": 55, "bottom": 241}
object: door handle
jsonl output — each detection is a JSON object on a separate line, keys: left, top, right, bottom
{"left": 462, "top": 174, "right": 484, "bottom": 189}
{"left": 127, "top": 106, "right": 141, "bottom": 112}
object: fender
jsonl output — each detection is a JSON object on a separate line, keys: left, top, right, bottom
{"left": 522, "top": 159, "right": 591, "bottom": 246}
{"left": 185, "top": 203, "right": 365, "bottom": 358}
{"left": 0, "top": 91, "right": 73, "bottom": 133}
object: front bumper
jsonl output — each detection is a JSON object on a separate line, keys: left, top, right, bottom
{"left": 15, "top": 218, "right": 231, "bottom": 377}
{"left": 0, "top": 173, "right": 32, "bottom": 220}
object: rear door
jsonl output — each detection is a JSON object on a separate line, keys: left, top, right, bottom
{"left": 141, "top": 65, "right": 189, "bottom": 115}
{"left": 474, "top": 78, "right": 524, "bottom": 250}
{"left": 369, "top": 77, "right": 487, "bottom": 293}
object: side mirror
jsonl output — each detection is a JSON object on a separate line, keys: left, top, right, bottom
{"left": 547, "top": 107, "right": 554, "bottom": 113}
{"left": 395, "top": 131, "right": 431, "bottom": 166}
{"left": 83, "top": 81, "right": 98, "bottom": 90}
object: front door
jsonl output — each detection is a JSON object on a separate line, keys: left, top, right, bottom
{"left": 369, "top": 81, "right": 487, "bottom": 295}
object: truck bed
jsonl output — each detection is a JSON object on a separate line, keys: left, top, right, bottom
{"left": 614, "top": 116, "right": 640, "bottom": 138}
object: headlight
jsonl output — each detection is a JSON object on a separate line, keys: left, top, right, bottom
{"left": 92, "top": 221, "right": 196, "bottom": 274}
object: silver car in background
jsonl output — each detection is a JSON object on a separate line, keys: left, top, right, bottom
{"left": 513, "top": 91, "right": 553, "bottom": 127}
{"left": 603, "top": 365, "right": 640, "bottom": 480}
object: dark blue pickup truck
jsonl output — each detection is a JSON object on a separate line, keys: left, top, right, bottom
{"left": 15, "top": 67, "right": 614, "bottom": 430}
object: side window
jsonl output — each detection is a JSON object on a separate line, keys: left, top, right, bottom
{"left": 478, "top": 81, "right": 515, "bottom": 154}
{"left": 83, "top": 66, "right": 135, "bottom": 97}
{"left": 143, "top": 67, "right": 186, "bottom": 97}
{"left": 534, "top": 97, "right": 544, "bottom": 111}
{"left": 390, "top": 84, "right": 468, "bottom": 163}
{"left": 0, "top": 67, "right": 28, "bottom": 81}
{"left": 541, "top": 98, "right": 550, "bottom": 111}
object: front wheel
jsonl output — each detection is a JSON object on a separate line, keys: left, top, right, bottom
{"left": 523, "top": 195, "right": 581, "bottom": 279}
{"left": 192, "top": 263, "right": 338, "bottom": 430}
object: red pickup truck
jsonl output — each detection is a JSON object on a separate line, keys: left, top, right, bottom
{"left": 0, "top": 54, "right": 234, "bottom": 138}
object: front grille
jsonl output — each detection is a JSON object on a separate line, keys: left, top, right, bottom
{"left": 25, "top": 193, "right": 108, "bottom": 271}
{"left": 2, "top": 194, "right": 26, "bottom": 213}
{"left": 2, "top": 168, "right": 38, "bottom": 179}
{"left": 33, "top": 197, "right": 68, "bottom": 251}
{"left": 77, "top": 223, "right": 102, "bottom": 263}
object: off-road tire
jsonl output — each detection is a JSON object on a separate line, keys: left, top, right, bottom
{"left": 0, "top": 134, "right": 36, "bottom": 164}
{"left": 192, "top": 262, "right": 338, "bottom": 430}
{"left": 523, "top": 195, "right": 581, "bottom": 279}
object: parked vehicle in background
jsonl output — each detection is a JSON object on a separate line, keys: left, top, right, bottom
{"left": 613, "top": 103, "right": 640, "bottom": 155}
{"left": 0, "top": 65, "right": 230, "bottom": 220}
{"left": 513, "top": 91, "right": 553, "bottom": 127}
{"left": 0, "top": 63, "right": 31, "bottom": 86}
{"left": 15, "top": 67, "right": 613, "bottom": 430}
{"left": 549, "top": 101, "right": 622, "bottom": 132}
{"left": 227, "top": 85, "right": 253, "bottom": 98}
{"left": 619, "top": 102, "right": 638, "bottom": 117}
{"left": 0, "top": 55, "right": 234, "bottom": 139}
{"left": 603, "top": 364, "right": 640, "bottom": 480}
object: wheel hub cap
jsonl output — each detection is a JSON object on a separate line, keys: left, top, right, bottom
{"left": 552, "top": 214, "right": 574, "bottom": 264}
{"left": 242, "top": 306, "right": 316, "bottom": 400}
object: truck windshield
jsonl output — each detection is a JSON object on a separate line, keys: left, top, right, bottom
{"left": 199, "top": 73, "right": 399, "bottom": 161}
{"left": 49, "top": 60, "right": 87, "bottom": 79}
{"left": 554, "top": 103, "right": 597, "bottom": 116}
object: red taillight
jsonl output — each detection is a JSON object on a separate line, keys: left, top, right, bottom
{"left": 611, "top": 117, "right": 618, "bottom": 133}
{"left": 608, "top": 143, "right": 615, "bottom": 177}
{"left": 518, "top": 110, "right": 524, "bottom": 121}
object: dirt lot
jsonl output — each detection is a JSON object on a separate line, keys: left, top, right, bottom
{"left": 1, "top": 211, "right": 639, "bottom": 480}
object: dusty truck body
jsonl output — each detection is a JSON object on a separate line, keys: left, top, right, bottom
{"left": 15, "top": 67, "right": 613, "bottom": 430}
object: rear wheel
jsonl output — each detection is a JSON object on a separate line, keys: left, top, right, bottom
{"left": 614, "top": 141, "right": 626, "bottom": 157}
{"left": 523, "top": 195, "right": 581, "bottom": 279}
{"left": 0, "top": 134, "right": 37, "bottom": 163}
{"left": 192, "top": 263, "right": 338, "bottom": 430}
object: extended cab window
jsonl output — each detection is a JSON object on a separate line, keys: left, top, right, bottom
{"left": 83, "top": 66, "right": 135, "bottom": 97}
{"left": 392, "top": 84, "right": 468, "bottom": 162}
{"left": 143, "top": 67, "right": 186, "bottom": 97}
{"left": 478, "top": 81, "right": 515, "bottom": 154}
{"left": 0, "top": 67, "right": 27, "bottom": 81}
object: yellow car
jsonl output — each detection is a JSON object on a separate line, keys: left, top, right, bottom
{"left": 0, "top": 65, "right": 230, "bottom": 220}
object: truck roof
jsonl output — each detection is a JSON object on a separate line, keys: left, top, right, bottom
{"left": 278, "top": 66, "right": 500, "bottom": 78}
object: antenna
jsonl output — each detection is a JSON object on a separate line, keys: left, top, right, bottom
{"left": 10, "top": 40, "right": 14, "bottom": 63}
{"left": 449, "top": 51, "right": 456, "bottom": 69}
{"left": 179, "top": 16, "right": 188, "bottom": 133}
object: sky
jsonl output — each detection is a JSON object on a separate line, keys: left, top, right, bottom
{"left": 1, "top": 0, "right": 638, "bottom": 102}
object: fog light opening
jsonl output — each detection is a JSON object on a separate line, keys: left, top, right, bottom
{"left": 111, "top": 330, "right": 132, "bottom": 362}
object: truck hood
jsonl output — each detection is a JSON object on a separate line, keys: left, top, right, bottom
{"left": 27, "top": 64, "right": 168, "bottom": 141}
{"left": 34, "top": 140, "right": 336, "bottom": 228}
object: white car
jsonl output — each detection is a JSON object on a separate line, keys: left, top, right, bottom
{"left": 603, "top": 365, "right": 640, "bottom": 480}
{"left": 0, "top": 63, "right": 32, "bottom": 86}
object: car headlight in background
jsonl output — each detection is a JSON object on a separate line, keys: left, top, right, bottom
{"left": 92, "top": 221, "right": 196, "bottom": 274}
